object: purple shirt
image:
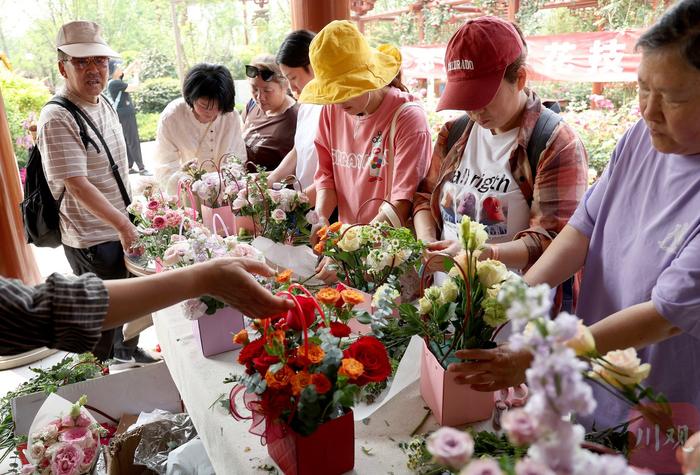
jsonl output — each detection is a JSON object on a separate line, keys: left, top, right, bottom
{"left": 569, "top": 119, "right": 700, "bottom": 430}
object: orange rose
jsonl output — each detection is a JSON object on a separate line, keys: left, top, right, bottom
{"left": 267, "top": 329, "right": 285, "bottom": 346}
{"left": 291, "top": 371, "right": 312, "bottom": 396}
{"left": 340, "top": 289, "right": 365, "bottom": 307}
{"left": 313, "top": 241, "right": 325, "bottom": 254}
{"left": 233, "top": 329, "right": 249, "bottom": 345}
{"left": 298, "top": 344, "right": 325, "bottom": 364}
{"left": 265, "top": 365, "right": 294, "bottom": 389}
{"left": 338, "top": 358, "right": 364, "bottom": 379}
{"left": 316, "top": 225, "right": 329, "bottom": 240}
{"left": 275, "top": 269, "right": 293, "bottom": 283}
{"left": 316, "top": 288, "right": 341, "bottom": 306}
{"left": 311, "top": 373, "right": 332, "bottom": 394}
{"left": 329, "top": 222, "right": 343, "bottom": 233}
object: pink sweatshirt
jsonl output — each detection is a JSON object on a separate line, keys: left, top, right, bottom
{"left": 314, "top": 88, "right": 431, "bottom": 224}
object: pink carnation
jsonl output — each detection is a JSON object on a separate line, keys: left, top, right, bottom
{"left": 165, "top": 211, "right": 182, "bottom": 227}
{"left": 49, "top": 443, "right": 83, "bottom": 475}
{"left": 152, "top": 216, "right": 167, "bottom": 230}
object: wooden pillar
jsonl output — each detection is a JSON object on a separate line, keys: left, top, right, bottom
{"left": 0, "top": 85, "right": 41, "bottom": 284}
{"left": 290, "top": 0, "right": 350, "bottom": 32}
{"left": 507, "top": 0, "right": 520, "bottom": 22}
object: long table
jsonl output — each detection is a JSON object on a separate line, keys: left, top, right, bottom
{"left": 152, "top": 305, "right": 449, "bottom": 475}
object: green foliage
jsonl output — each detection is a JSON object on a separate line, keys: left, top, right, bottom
{"left": 0, "top": 71, "right": 51, "bottom": 167}
{"left": 0, "top": 353, "right": 103, "bottom": 464}
{"left": 138, "top": 49, "right": 178, "bottom": 81}
{"left": 136, "top": 112, "right": 160, "bottom": 142}
{"left": 133, "top": 77, "right": 181, "bottom": 114}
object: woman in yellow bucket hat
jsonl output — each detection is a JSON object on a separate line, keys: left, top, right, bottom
{"left": 299, "top": 20, "right": 431, "bottom": 249}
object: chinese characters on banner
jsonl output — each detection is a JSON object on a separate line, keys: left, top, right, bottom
{"left": 401, "top": 29, "right": 643, "bottom": 83}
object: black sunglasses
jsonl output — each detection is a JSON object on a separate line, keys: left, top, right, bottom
{"left": 245, "top": 65, "right": 275, "bottom": 82}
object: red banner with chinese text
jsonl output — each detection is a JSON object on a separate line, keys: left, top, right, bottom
{"left": 401, "top": 29, "right": 643, "bottom": 83}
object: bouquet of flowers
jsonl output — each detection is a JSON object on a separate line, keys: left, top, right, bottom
{"left": 21, "top": 395, "right": 105, "bottom": 475}
{"left": 181, "top": 155, "right": 247, "bottom": 208}
{"left": 232, "top": 169, "right": 316, "bottom": 244}
{"left": 127, "top": 185, "right": 200, "bottom": 265}
{"left": 160, "top": 226, "right": 263, "bottom": 317}
{"left": 416, "top": 216, "right": 513, "bottom": 363}
{"left": 228, "top": 284, "right": 391, "bottom": 437}
{"left": 314, "top": 222, "right": 424, "bottom": 293}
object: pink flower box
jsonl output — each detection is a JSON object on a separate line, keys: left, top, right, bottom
{"left": 267, "top": 410, "right": 354, "bottom": 475}
{"left": 192, "top": 306, "right": 245, "bottom": 357}
{"left": 201, "top": 205, "right": 235, "bottom": 236}
{"left": 419, "top": 339, "right": 494, "bottom": 426}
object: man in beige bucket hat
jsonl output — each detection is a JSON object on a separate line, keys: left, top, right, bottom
{"left": 37, "top": 21, "right": 159, "bottom": 368}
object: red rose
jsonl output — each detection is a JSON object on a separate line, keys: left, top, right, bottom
{"left": 329, "top": 321, "right": 351, "bottom": 338}
{"left": 311, "top": 373, "right": 332, "bottom": 394}
{"left": 286, "top": 295, "right": 317, "bottom": 331}
{"left": 343, "top": 336, "right": 391, "bottom": 386}
{"left": 257, "top": 387, "right": 293, "bottom": 422}
{"left": 253, "top": 354, "right": 280, "bottom": 375}
{"left": 238, "top": 338, "right": 265, "bottom": 373}
{"left": 334, "top": 283, "right": 347, "bottom": 308}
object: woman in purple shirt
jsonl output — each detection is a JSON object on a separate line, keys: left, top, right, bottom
{"left": 449, "top": 0, "right": 700, "bottom": 431}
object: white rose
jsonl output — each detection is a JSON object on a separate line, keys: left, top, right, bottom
{"left": 337, "top": 233, "right": 360, "bottom": 252}
{"left": 162, "top": 242, "right": 189, "bottom": 266}
{"left": 593, "top": 348, "right": 651, "bottom": 389}
{"left": 440, "top": 279, "right": 459, "bottom": 303}
{"left": 476, "top": 259, "right": 508, "bottom": 288}
{"left": 271, "top": 208, "right": 286, "bottom": 222}
{"left": 268, "top": 189, "right": 282, "bottom": 204}
{"left": 424, "top": 286, "right": 442, "bottom": 302}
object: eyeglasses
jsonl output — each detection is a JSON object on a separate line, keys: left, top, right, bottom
{"left": 63, "top": 56, "right": 109, "bottom": 70}
{"left": 245, "top": 65, "right": 276, "bottom": 82}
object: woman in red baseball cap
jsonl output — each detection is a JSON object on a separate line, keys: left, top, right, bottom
{"left": 414, "top": 16, "right": 588, "bottom": 314}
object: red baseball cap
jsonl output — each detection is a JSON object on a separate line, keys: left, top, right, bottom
{"left": 437, "top": 16, "right": 525, "bottom": 112}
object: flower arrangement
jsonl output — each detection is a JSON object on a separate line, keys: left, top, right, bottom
{"left": 21, "top": 396, "right": 106, "bottom": 475}
{"left": 231, "top": 169, "right": 316, "bottom": 244}
{"left": 401, "top": 279, "right": 663, "bottom": 474}
{"left": 314, "top": 222, "right": 425, "bottom": 293}
{"left": 180, "top": 155, "right": 247, "bottom": 208}
{"left": 160, "top": 226, "right": 264, "bottom": 318}
{"left": 127, "top": 187, "right": 200, "bottom": 263}
{"left": 228, "top": 284, "right": 391, "bottom": 437}
{"left": 417, "top": 216, "right": 512, "bottom": 363}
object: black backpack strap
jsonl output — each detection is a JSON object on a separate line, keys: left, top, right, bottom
{"left": 445, "top": 113, "right": 470, "bottom": 155}
{"left": 526, "top": 106, "right": 562, "bottom": 192}
{"left": 52, "top": 96, "right": 131, "bottom": 208}
{"left": 48, "top": 96, "right": 101, "bottom": 153}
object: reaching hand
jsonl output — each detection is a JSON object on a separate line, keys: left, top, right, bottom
{"left": 314, "top": 256, "right": 339, "bottom": 284}
{"left": 205, "top": 258, "right": 294, "bottom": 318}
{"left": 119, "top": 222, "right": 140, "bottom": 255}
{"left": 423, "top": 240, "right": 462, "bottom": 273}
{"left": 447, "top": 344, "right": 532, "bottom": 392}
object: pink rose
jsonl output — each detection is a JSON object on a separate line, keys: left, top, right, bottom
{"left": 271, "top": 208, "right": 286, "bottom": 222}
{"left": 502, "top": 409, "right": 539, "bottom": 446}
{"left": 145, "top": 209, "right": 156, "bottom": 220}
{"left": 165, "top": 211, "right": 182, "bottom": 227}
{"left": 75, "top": 412, "right": 92, "bottom": 428}
{"left": 147, "top": 199, "right": 160, "bottom": 211}
{"left": 49, "top": 443, "right": 83, "bottom": 475}
{"left": 152, "top": 216, "right": 167, "bottom": 230}
{"left": 305, "top": 210, "right": 319, "bottom": 226}
{"left": 426, "top": 427, "right": 474, "bottom": 470}
{"left": 20, "top": 464, "right": 36, "bottom": 475}
{"left": 461, "top": 459, "right": 504, "bottom": 475}
{"left": 59, "top": 427, "right": 93, "bottom": 448}
{"left": 79, "top": 446, "right": 97, "bottom": 472}
{"left": 231, "top": 243, "right": 261, "bottom": 260}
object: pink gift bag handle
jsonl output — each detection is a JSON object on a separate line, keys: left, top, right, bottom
{"left": 211, "top": 211, "right": 230, "bottom": 238}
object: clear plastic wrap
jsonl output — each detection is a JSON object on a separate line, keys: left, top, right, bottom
{"left": 132, "top": 412, "right": 196, "bottom": 474}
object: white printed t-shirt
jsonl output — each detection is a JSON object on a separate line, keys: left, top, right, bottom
{"left": 441, "top": 124, "right": 530, "bottom": 243}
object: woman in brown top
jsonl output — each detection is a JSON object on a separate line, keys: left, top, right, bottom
{"left": 242, "top": 55, "right": 299, "bottom": 170}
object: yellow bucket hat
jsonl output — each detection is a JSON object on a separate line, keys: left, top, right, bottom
{"left": 299, "top": 20, "right": 401, "bottom": 105}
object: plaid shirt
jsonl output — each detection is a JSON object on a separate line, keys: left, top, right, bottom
{"left": 414, "top": 90, "right": 589, "bottom": 268}
{"left": 0, "top": 273, "right": 108, "bottom": 356}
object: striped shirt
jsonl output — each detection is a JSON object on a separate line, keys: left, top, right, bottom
{"left": 37, "top": 89, "right": 131, "bottom": 249}
{"left": 0, "top": 273, "right": 108, "bottom": 356}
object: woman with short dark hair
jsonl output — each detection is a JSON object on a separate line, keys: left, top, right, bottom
{"left": 153, "top": 63, "right": 246, "bottom": 194}
{"left": 451, "top": 0, "right": 700, "bottom": 432}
